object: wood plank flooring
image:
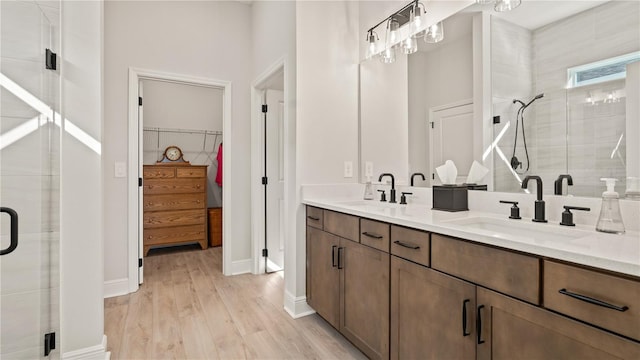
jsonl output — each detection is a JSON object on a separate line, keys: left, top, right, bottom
{"left": 105, "top": 245, "right": 366, "bottom": 359}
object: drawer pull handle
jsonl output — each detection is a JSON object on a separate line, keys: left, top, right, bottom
{"left": 462, "top": 299, "right": 470, "bottom": 337}
{"left": 393, "top": 240, "right": 420, "bottom": 250}
{"left": 558, "top": 289, "right": 629, "bottom": 312}
{"left": 362, "top": 232, "right": 383, "bottom": 239}
{"left": 337, "top": 247, "right": 344, "bottom": 269}
{"left": 477, "top": 305, "right": 485, "bottom": 344}
{"left": 307, "top": 216, "right": 320, "bottom": 221}
{"left": 331, "top": 245, "right": 337, "bottom": 268}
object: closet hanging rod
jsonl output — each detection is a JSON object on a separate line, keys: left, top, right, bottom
{"left": 143, "top": 127, "right": 222, "bottom": 136}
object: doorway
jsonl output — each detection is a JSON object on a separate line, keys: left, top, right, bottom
{"left": 429, "top": 101, "right": 474, "bottom": 184}
{"left": 252, "top": 60, "right": 286, "bottom": 274}
{"left": 127, "top": 68, "right": 232, "bottom": 292}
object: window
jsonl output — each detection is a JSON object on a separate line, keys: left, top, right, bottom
{"left": 567, "top": 51, "right": 640, "bottom": 88}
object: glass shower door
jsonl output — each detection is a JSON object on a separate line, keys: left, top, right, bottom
{"left": 1, "top": 1, "right": 60, "bottom": 358}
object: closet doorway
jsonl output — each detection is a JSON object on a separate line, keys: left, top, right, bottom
{"left": 252, "top": 63, "right": 286, "bottom": 274}
{"left": 127, "top": 69, "right": 232, "bottom": 291}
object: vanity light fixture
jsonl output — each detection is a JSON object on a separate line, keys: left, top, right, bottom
{"left": 365, "top": 1, "right": 442, "bottom": 63}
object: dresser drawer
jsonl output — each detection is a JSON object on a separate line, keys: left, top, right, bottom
{"left": 143, "top": 193, "right": 206, "bottom": 211}
{"left": 144, "top": 225, "right": 206, "bottom": 246}
{"left": 306, "top": 206, "right": 324, "bottom": 229}
{"left": 176, "top": 167, "right": 207, "bottom": 178}
{"left": 360, "top": 218, "right": 390, "bottom": 252}
{"left": 431, "top": 234, "right": 540, "bottom": 304}
{"left": 543, "top": 261, "right": 640, "bottom": 341}
{"left": 143, "top": 209, "right": 205, "bottom": 229}
{"left": 143, "top": 167, "right": 175, "bottom": 179}
{"left": 143, "top": 178, "right": 205, "bottom": 194}
{"left": 390, "top": 225, "right": 430, "bottom": 267}
{"left": 323, "top": 210, "right": 359, "bottom": 242}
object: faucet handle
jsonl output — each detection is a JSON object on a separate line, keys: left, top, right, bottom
{"left": 560, "top": 205, "right": 590, "bottom": 226}
{"left": 499, "top": 200, "right": 521, "bottom": 219}
{"left": 400, "top": 192, "right": 413, "bottom": 205}
{"left": 377, "top": 189, "right": 387, "bottom": 202}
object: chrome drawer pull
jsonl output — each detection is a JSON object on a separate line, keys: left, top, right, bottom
{"left": 559, "top": 288, "right": 629, "bottom": 312}
{"left": 393, "top": 240, "right": 420, "bottom": 250}
{"left": 362, "top": 231, "right": 383, "bottom": 239}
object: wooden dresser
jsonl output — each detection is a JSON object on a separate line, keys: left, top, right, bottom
{"left": 143, "top": 164, "right": 208, "bottom": 255}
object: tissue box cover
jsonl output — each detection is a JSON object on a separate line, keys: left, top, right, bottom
{"left": 433, "top": 185, "right": 468, "bottom": 212}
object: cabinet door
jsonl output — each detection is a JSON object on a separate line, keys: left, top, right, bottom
{"left": 340, "top": 239, "right": 390, "bottom": 360}
{"left": 477, "top": 287, "right": 640, "bottom": 360}
{"left": 390, "top": 256, "right": 476, "bottom": 360}
{"left": 306, "top": 226, "right": 340, "bottom": 328}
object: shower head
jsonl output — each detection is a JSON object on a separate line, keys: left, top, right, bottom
{"left": 534, "top": 93, "right": 544, "bottom": 100}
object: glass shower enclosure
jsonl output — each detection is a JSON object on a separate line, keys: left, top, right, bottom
{"left": 1, "top": 0, "right": 61, "bottom": 358}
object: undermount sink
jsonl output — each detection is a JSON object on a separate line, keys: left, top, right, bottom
{"left": 442, "top": 216, "right": 591, "bottom": 243}
{"left": 336, "top": 200, "right": 401, "bottom": 212}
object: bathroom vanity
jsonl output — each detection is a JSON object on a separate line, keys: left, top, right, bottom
{"left": 304, "top": 201, "right": 640, "bottom": 360}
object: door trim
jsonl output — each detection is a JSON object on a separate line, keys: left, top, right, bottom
{"left": 127, "top": 67, "right": 233, "bottom": 292}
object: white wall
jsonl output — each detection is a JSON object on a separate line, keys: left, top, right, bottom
{"left": 251, "top": 0, "right": 306, "bottom": 315}
{"left": 103, "top": 1, "right": 253, "bottom": 283}
{"left": 142, "top": 79, "right": 223, "bottom": 132}
{"left": 60, "top": 0, "right": 105, "bottom": 357}
{"left": 295, "top": 0, "right": 360, "bottom": 305}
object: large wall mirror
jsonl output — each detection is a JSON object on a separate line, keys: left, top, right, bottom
{"left": 359, "top": 0, "right": 640, "bottom": 198}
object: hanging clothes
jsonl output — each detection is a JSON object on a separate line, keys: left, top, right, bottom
{"left": 215, "top": 142, "right": 223, "bottom": 187}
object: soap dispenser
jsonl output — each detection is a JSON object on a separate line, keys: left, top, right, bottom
{"left": 363, "top": 176, "right": 375, "bottom": 200}
{"left": 595, "top": 178, "right": 625, "bottom": 234}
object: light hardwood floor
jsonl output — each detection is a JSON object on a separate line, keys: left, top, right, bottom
{"left": 105, "top": 245, "right": 366, "bottom": 359}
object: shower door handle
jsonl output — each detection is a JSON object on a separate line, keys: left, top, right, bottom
{"left": 0, "top": 207, "right": 18, "bottom": 255}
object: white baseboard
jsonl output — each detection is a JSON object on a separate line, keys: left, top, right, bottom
{"left": 284, "top": 290, "right": 316, "bottom": 319}
{"left": 231, "top": 259, "right": 252, "bottom": 275}
{"left": 104, "top": 278, "right": 130, "bottom": 298}
{"left": 63, "top": 335, "right": 109, "bottom": 360}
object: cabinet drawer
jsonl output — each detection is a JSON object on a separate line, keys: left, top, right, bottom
{"left": 543, "top": 261, "right": 640, "bottom": 341}
{"left": 323, "top": 210, "right": 359, "bottom": 242}
{"left": 144, "top": 225, "right": 206, "bottom": 246}
{"left": 143, "top": 209, "right": 205, "bottom": 229}
{"left": 143, "top": 167, "right": 175, "bottom": 179}
{"left": 143, "top": 178, "right": 205, "bottom": 194}
{"left": 360, "top": 219, "right": 390, "bottom": 252}
{"left": 143, "top": 193, "right": 206, "bottom": 211}
{"left": 176, "top": 167, "right": 207, "bottom": 178}
{"left": 306, "top": 206, "right": 324, "bottom": 229}
{"left": 432, "top": 234, "right": 540, "bottom": 304}
{"left": 390, "top": 225, "right": 430, "bottom": 267}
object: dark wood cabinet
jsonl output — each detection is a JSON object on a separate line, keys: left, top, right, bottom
{"left": 341, "top": 239, "right": 389, "bottom": 360}
{"left": 306, "top": 226, "right": 340, "bottom": 328}
{"left": 391, "top": 256, "right": 475, "bottom": 360}
{"left": 477, "top": 287, "right": 640, "bottom": 360}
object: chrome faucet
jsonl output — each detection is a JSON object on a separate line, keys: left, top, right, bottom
{"left": 522, "top": 175, "right": 547, "bottom": 223}
{"left": 410, "top": 172, "right": 426, "bottom": 187}
{"left": 378, "top": 173, "right": 396, "bottom": 203}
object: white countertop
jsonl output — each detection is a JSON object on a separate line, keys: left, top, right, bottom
{"left": 303, "top": 197, "right": 640, "bottom": 278}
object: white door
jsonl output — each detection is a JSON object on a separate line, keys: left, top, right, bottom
{"left": 430, "top": 103, "right": 474, "bottom": 184}
{"left": 138, "top": 81, "right": 144, "bottom": 283}
{"left": 265, "top": 90, "right": 284, "bottom": 272}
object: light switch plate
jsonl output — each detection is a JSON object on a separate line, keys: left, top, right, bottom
{"left": 344, "top": 161, "right": 353, "bottom": 178}
{"left": 114, "top": 161, "right": 127, "bottom": 178}
{"left": 365, "top": 161, "right": 373, "bottom": 177}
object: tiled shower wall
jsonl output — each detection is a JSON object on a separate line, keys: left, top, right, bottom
{"left": 0, "top": 0, "right": 61, "bottom": 359}
{"left": 492, "top": 1, "right": 640, "bottom": 197}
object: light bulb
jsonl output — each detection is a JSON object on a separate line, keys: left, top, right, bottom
{"left": 365, "top": 32, "right": 378, "bottom": 59}
{"left": 389, "top": 18, "right": 400, "bottom": 48}
{"left": 411, "top": 6, "right": 423, "bottom": 34}
{"left": 381, "top": 47, "right": 396, "bottom": 64}
{"left": 424, "top": 22, "right": 444, "bottom": 43}
{"left": 494, "top": 0, "right": 521, "bottom": 12}
{"left": 402, "top": 36, "right": 418, "bottom": 55}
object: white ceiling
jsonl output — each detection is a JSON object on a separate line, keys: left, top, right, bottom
{"left": 467, "top": 0, "right": 610, "bottom": 30}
